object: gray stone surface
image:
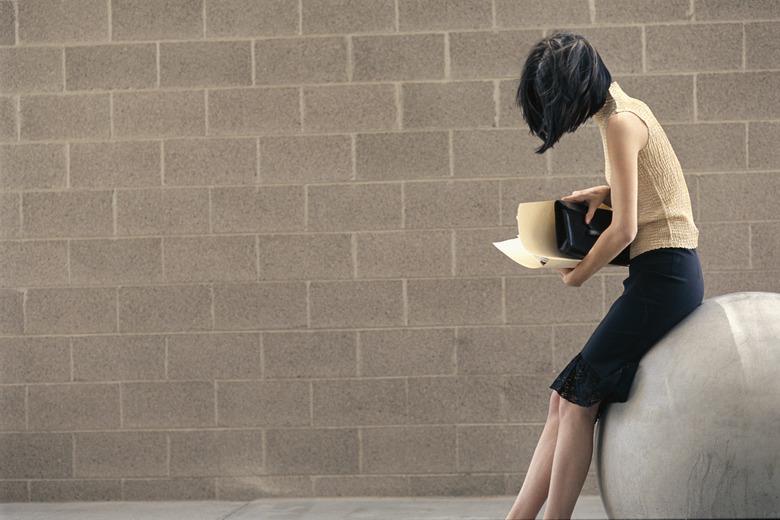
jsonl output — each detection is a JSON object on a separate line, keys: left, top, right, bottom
{"left": 0, "top": 496, "right": 607, "bottom": 519}
{"left": 595, "top": 291, "right": 780, "bottom": 519}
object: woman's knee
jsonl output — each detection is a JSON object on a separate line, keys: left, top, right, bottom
{"left": 548, "top": 390, "right": 562, "bottom": 420}
{"left": 557, "top": 396, "right": 601, "bottom": 422}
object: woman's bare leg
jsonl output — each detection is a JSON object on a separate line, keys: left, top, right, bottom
{"left": 542, "top": 398, "right": 601, "bottom": 520}
{"left": 504, "top": 391, "right": 562, "bottom": 520}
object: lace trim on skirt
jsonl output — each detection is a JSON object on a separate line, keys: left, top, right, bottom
{"left": 549, "top": 352, "right": 637, "bottom": 407}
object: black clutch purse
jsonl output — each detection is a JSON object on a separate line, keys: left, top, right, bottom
{"left": 554, "top": 200, "right": 631, "bottom": 266}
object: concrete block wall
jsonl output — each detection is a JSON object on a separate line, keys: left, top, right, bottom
{"left": 1, "top": 0, "right": 778, "bottom": 503}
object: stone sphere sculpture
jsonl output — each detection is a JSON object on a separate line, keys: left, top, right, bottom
{"left": 594, "top": 291, "right": 780, "bottom": 519}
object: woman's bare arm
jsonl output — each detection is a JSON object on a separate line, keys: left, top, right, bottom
{"left": 569, "top": 112, "right": 647, "bottom": 285}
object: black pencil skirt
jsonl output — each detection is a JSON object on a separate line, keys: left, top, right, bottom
{"left": 550, "top": 246, "right": 705, "bottom": 422}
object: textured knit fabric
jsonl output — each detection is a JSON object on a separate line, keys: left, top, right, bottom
{"left": 592, "top": 81, "right": 699, "bottom": 260}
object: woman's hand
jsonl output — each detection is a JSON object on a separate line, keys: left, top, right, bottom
{"left": 561, "top": 185, "right": 611, "bottom": 224}
{"left": 557, "top": 267, "right": 583, "bottom": 287}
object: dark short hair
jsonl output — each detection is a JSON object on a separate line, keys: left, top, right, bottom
{"left": 516, "top": 31, "right": 612, "bottom": 154}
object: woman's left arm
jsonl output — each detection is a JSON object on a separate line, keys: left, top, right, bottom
{"left": 561, "top": 112, "right": 647, "bottom": 287}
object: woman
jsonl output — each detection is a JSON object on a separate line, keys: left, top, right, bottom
{"left": 504, "top": 32, "right": 705, "bottom": 520}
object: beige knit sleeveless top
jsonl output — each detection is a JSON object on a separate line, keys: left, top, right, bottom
{"left": 592, "top": 80, "right": 699, "bottom": 260}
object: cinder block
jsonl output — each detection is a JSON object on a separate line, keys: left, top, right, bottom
{"left": 263, "top": 330, "right": 357, "bottom": 378}
{"left": 545, "top": 127, "right": 604, "bottom": 176}
{"left": 407, "top": 278, "right": 503, "bottom": 326}
{"left": 355, "top": 131, "right": 449, "bottom": 181}
{"left": 207, "top": 87, "right": 300, "bottom": 135}
{"left": 596, "top": 0, "right": 691, "bottom": 22}
{"left": 0, "top": 433, "right": 73, "bottom": 478}
{"left": 167, "top": 332, "right": 262, "bottom": 380}
{"left": 122, "top": 478, "right": 215, "bottom": 501}
{"left": 505, "top": 276, "right": 604, "bottom": 324}
{"left": 358, "top": 328, "right": 455, "bottom": 377}
{"left": 456, "top": 325, "right": 552, "bottom": 375}
{"left": 18, "top": 0, "right": 108, "bottom": 43}
{"left": 254, "top": 37, "right": 347, "bottom": 85}
{"left": 65, "top": 44, "right": 157, "bottom": 91}
{"left": 117, "top": 284, "right": 212, "bottom": 333}
{"left": 20, "top": 94, "right": 110, "bottom": 141}
{"left": 352, "top": 34, "right": 444, "bottom": 81}
{"left": 0, "top": 96, "right": 16, "bottom": 141}
{"left": 28, "top": 383, "right": 120, "bottom": 431}
{"left": 449, "top": 30, "right": 537, "bottom": 79}
{"left": 312, "top": 378, "right": 406, "bottom": 426}
{"left": 0, "top": 1, "right": 14, "bottom": 45}
{"left": 122, "top": 381, "right": 216, "bottom": 428}
{"left": 355, "top": 229, "right": 452, "bottom": 278}
{"left": 163, "top": 431, "right": 265, "bottom": 480}
{"left": 399, "top": 0, "right": 493, "bottom": 30}
{"left": 216, "top": 475, "right": 311, "bottom": 500}
{"left": 309, "top": 279, "right": 404, "bottom": 328}
{"left": 703, "top": 270, "right": 780, "bottom": 296}
{"left": 111, "top": 0, "right": 203, "bottom": 41}
{"left": 0, "top": 289, "right": 23, "bottom": 334}
{"left": 699, "top": 171, "right": 779, "bottom": 221}
{"left": 314, "top": 474, "right": 408, "bottom": 497}
{"left": 698, "top": 71, "right": 780, "bottom": 120}
{"left": 454, "top": 226, "right": 530, "bottom": 276}
{"left": 306, "top": 182, "right": 402, "bottom": 231}
{"left": 163, "top": 235, "right": 256, "bottom": 282}
{"left": 409, "top": 473, "right": 505, "bottom": 497}
{"left": 264, "top": 428, "right": 358, "bottom": 474}
{"left": 401, "top": 81, "right": 494, "bottom": 129}
{"left": 0, "top": 336, "right": 70, "bottom": 384}
{"left": 22, "top": 189, "right": 113, "bottom": 238}
{"left": 70, "top": 237, "right": 163, "bottom": 285}
{"left": 217, "top": 380, "right": 310, "bottom": 427}
{"left": 361, "top": 426, "right": 456, "bottom": 473}
{"left": 69, "top": 140, "right": 161, "bottom": 188}
{"left": 0, "top": 193, "right": 21, "bottom": 239}
{"left": 404, "top": 179, "right": 500, "bottom": 229}
{"left": 257, "top": 233, "right": 353, "bottom": 280}
{"left": 0, "top": 47, "right": 63, "bottom": 93}
{"left": 74, "top": 431, "right": 167, "bottom": 478}
{"left": 751, "top": 222, "right": 780, "bottom": 269}
{"left": 113, "top": 90, "right": 205, "bottom": 138}
{"left": 495, "top": 374, "right": 551, "bottom": 422}
{"left": 647, "top": 23, "right": 741, "bottom": 71}
{"left": 452, "top": 129, "right": 546, "bottom": 177}
{"left": 116, "top": 187, "right": 209, "bottom": 236}
{"left": 302, "top": 84, "right": 396, "bottom": 133}
{"left": 205, "top": 0, "right": 298, "bottom": 37}
{"left": 30, "top": 480, "right": 122, "bottom": 502}
{"left": 0, "top": 239, "right": 68, "bottom": 286}
{"left": 0, "top": 386, "right": 26, "bottom": 431}
{"left": 748, "top": 122, "right": 780, "bottom": 170}
{"left": 259, "top": 134, "right": 352, "bottom": 184}
{"left": 695, "top": 222, "right": 749, "bottom": 270}
{"left": 0, "top": 480, "right": 28, "bottom": 502}
{"left": 457, "top": 424, "right": 540, "bottom": 472}
{"left": 302, "top": 0, "right": 395, "bottom": 34}
{"left": 212, "top": 281, "right": 308, "bottom": 330}
{"left": 160, "top": 41, "right": 252, "bottom": 88}
{"left": 25, "top": 287, "right": 117, "bottom": 334}
{"left": 408, "top": 375, "right": 506, "bottom": 425}
{"left": 163, "top": 137, "right": 256, "bottom": 186}
{"left": 211, "top": 185, "right": 304, "bottom": 233}
{"left": 72, "top": 334, "right": 166, "bottom": 382}
{"left": 696, "top": 0, "right": 780, "bottom": 20}
{"left": 0, "top": 143, "right": 67, "bottom": 190}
